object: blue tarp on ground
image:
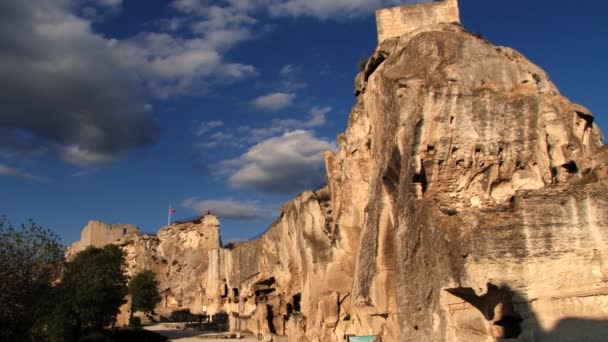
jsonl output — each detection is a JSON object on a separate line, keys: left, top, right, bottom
{"left": 348, "top": 336, "right": 377, "bottom": 342}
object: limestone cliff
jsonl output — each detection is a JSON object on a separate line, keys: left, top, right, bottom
{"left": 68, "top": 3, "right": 608, "bottom": 341}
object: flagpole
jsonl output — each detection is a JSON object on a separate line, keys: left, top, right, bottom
{"left": 168, "top": 204, "right": 171, "bottom": 226}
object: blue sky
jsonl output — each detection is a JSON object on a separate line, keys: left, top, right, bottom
{"left": 1, "top": 0, "right": 607, "bottom": 245}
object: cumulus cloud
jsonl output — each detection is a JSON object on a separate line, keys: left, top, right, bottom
{"left": 114, "top": 30, "right": 257, "bottom": 97}
{"left": 251, "top": 92, "right": 296, "bottom": 112}
{"left": 181, "top": 198, "right": 272, "bottom": 221}
{"left": 215, "top": 130, "right": 336, "bottom": 194}
{"left": 0, "top": 164, "right": 50, "bottom": 182}
{"left": 0, "top": 0, "right": 264, "bottom": 166}
{"left": 0, "top": 0, "right": 158, "bottom": 167}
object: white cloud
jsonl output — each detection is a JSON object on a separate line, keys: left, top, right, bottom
{"left": 244, "top": 106, "right": 331, "bottom": 142}
{"left": 181, "top": 198, "right": 272, "bottom": 221}
{"left": 276, "top": 64, "right": 307, "bottom": 91}
{"left": 98, "top": 0, "right": 122, "bottom": 8}
{"left": 60, "top": 146, "right": 117, "bottom": 167}
{"left": 114, "top": 31, "right": 257, "bottom": 97}
{"left": 210, "top": 132, "right": 234, "bottom": 141}
{"left": 272, "top": 106, "right": 330, "bottom": 129}
{"left": 196, "top": 106, "right": 331, "bottom": 149}
{"left": 0, "top": 164, "right": 50, "bottom": 182}
{"left": 196, "top": 120, "right": 224, "bottom": 137}
{"left": 215, "top": 130, "right": 336, "bottom": 194}
{"left": 279, "top": 64, "right": 297, "bottom": 77}
{"left": 251, "top": 92, "right": 296, "bottom": 112}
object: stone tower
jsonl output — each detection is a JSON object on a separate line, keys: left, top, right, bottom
{"left": 375, "top": 0, "right": 460, "bottom": 42}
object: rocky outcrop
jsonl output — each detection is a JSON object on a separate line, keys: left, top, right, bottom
{"left": 68, "top": 215, "right": 221, "bottom": 320}
{"left": 68, "top": 4, "right": 608, "bottom": 341}
{"left": 199, "top": 21, "right": 608, "bottom": 342}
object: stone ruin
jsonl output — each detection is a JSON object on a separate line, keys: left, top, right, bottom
{"left": 376, "top": 0, "right": 460, "bottom": 42}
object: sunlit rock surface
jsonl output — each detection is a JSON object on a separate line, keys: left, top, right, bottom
{"left": 68, "top": 13, "right": 608, "bottom": 342}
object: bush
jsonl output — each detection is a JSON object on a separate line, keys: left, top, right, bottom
{"left": 357, "top": 57, "right": 368, "bottom": 72}
{"left": 129, "top": 316, "right": 142, "bottom": 329}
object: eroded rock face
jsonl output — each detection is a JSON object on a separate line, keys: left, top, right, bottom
{"left": 68, "top": 20, "right": 608, "bottom": 342}
{"left": 202, "top": 23, "right": 608, "bottom": 341}
{"left": 67, "top": 215, "right": 221, "bottom": 320}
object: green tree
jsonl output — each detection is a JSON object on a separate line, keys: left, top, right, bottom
{"left": 0, "top": 216, "right": 64, "bottom": 341}
{"left": 51, "top": 245, "right": 128, "bottom": 340}
{"left": 128, "top": 270, "right": 161, "bottom": 322}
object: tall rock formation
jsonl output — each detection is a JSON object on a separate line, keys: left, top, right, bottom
{"left": 68, "top": 1, "right": 608, "bottom": 340}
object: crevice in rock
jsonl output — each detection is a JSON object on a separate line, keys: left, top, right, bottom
{"left": 266, "top": 304, "right": 277, "bottom": 334}
{"left": 364, "top": 51, "right": 389, "bottom": 81}
{"left": 575, "top": 110, "right": 594, "bottom": 129}
{"left": 412, "top": 162, "right": 428, "bottom": 197}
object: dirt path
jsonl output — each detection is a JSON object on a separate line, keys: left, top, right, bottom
{"left": 144, "top": 323, "right": 259, "bottom": 342}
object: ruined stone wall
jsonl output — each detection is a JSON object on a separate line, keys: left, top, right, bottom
{"left": 376, "top": 0, "right": 460, "bottom": 42}
{"left": 67, "top": 215, "right": 222, "bottom": 325}
{"left": 66, "top": 220, "right": 139, "bottom": 256}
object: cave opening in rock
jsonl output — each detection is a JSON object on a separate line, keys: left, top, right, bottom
{"left": 233, "top": 288, "right": 240, "bottom": 303}
{"left": 562, "top": 160, "right": 578, "bottom": 174}
{"left": 293, "top": 293, "right": 301, "bottom": 312}
{"left": 266, "top": 304, "right": 277, "bottom": 334}
{"left": 221, "top": 283, "right": 229, "bottom": 298}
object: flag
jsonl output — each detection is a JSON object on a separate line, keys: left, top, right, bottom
{"left": 170, "top": 207, "right": 176, "bottom": 214}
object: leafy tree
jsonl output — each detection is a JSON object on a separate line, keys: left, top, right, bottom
{"left": 128, "top": 270, "right": 161, "bottom": 316}
{"left": 0, "top": 216, "right": 64, "bottom": 341}
{"left": 50, "top": 245, "right": 128, "bottom": 341}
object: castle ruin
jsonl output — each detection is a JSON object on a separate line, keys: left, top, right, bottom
{"left": 376, "top": 0, "right": 460, "bottom": 42}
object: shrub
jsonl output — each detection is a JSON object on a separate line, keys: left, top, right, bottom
{"left": 129, "top": 316, "right": 142, "bottom": 329}
{"left": 357, "top": 58, "right": 368, "bottom": 72}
